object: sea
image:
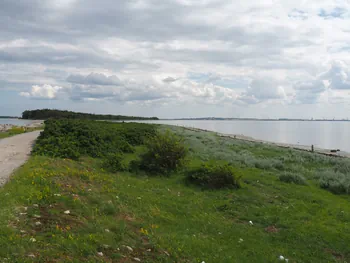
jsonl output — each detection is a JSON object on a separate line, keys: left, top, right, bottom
{"left": 127, "top": 120, "right": 350, "bottom": 153}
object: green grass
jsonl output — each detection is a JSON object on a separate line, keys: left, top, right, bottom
{"left": 1, "top": 124, "right": 350, "bottom": 262}
{"left": 0, "top": 126, "right": 43, "bottom": 139}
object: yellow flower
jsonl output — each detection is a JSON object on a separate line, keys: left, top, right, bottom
{"left": 140, "top": 228, "right": 149, "bottom": 235}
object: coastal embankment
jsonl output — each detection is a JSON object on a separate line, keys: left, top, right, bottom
{"left": 182, "top": 126, "right": 350, "bottom": 158}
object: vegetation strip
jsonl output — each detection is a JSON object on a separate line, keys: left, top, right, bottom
{"left": 1, "top": 120, "right": 350, "bottom": 262}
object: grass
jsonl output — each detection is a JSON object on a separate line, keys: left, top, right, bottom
{"left": 1, "top": 124, "right": 350, "bottom": 262}
{"left": 0, "top": 126, "right": 43, "bottom": 139}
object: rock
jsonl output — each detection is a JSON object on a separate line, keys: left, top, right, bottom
{"left": 126, "top": 246, "right": 133, "bottom": 252}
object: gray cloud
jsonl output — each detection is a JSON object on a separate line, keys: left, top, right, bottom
{"left": 67, "top": 73, "right": 122, "bottom": 86}
{"left": 4, "top": 0, "right": 350, "bottom": 118}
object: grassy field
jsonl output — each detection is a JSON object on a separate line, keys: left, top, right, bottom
{"left": 1, "top": 122, "right": 350, "bottom": 262}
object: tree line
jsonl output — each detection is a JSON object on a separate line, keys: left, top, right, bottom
{"left": 21, "top": 109, "right": 159, "bottom": 120}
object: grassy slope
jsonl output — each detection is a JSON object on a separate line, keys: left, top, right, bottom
{"left": 1, "top": 125, "right": 350, "bottom": 262}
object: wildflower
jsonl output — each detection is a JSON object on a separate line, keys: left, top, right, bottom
{"left": 33, "top": 214, "right": 41, "bottom": 218}
{"left": 140, "top": 228, "right": 148, "bottom": 235}
{"left": 54, "top": 194, "right": 61, "bottom": 197}
{"left": 249, "top": 221, "right": 253, "bottom": 225}
{"left": 238, "top": 238, "right": 244, "bottom": 243}
{"left": 35, "top": 222, "right": 41, "bottom": 226}
{"left": 33, "top": 204, "right": 39, "bottom": 207}
{"left": 29, "top": 237, "right": 36, "bottom": 242}
{"left": 64, "top": 210, "right": 70, "bottom": 215}
{"left": 133, "top": 257, "right": 141, "bottom": 262}
{"left": 28, "top": 254, "right": 35, "bottom": 258}
{"left": 105, "top": 229, "right": 110, "bottom": 233}
{"left": 279, "top": 255, "right": 284, "bottom": 261}
{"left": 97, "top": 252, "right": 103, "bottom": 257}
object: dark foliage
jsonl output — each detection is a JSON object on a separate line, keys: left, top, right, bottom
{"left": 102, "top": 153, "right": 128, "bottom": 172}
{"left": 186, "top": 161, "right": 242, "bottom": 189}
{"left": 139, "top": 131, "right": 188, "bottom": 175}
{"left": 33, "top": 119, "right": 156, "bottom": 159}
{"left": 22, "top": 109, "right": 158, "bottom": 120}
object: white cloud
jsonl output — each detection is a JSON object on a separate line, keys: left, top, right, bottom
{"left": 20, "top": 84, "right": 63, "bottom": 99}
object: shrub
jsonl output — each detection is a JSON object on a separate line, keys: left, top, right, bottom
{"left": 32, "top": 136, "right": 81, "bottom": 160}
{"left": 317, "top": 170, "right": 350, "bottom": 194}
{"left": 186, "top": 161, "right": 242, "bottom": 189}
{"left": 33, "top": 119, "right": 155, "bottom": 159}
{"left": 279, "top": 172, "right": 306, "bottom": 185}
{"left": 102, "top": 153, "right": 127, "bottom": 172}
{"left": 139, "top": 131, "right": 188, "bottom": 175}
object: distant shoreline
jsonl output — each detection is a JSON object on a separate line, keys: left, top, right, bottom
{"left": 160, "top": 118, "right": 350, "bottom": 122}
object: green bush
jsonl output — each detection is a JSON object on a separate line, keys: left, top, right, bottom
{"left": 279, "top": 172, "right": 306, "bottom": 185}
{"left": 186, "top": 161, "right": 242, "bottom": 189}
{"left": 102, "top": 153, "right": 127, "bottom": 172}
{"left": 317, "top": 170, "right": 350, "bottom": 194}
{"left": 139, "top": 131, "right": 188, "bottom": 175}
{"left": 33, "top": 119, "right": 156, "bottom": 159}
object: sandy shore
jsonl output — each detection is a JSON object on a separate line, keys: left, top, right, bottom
{"left": 0, "top": 120, "right": 43, "bottom": 132}
{"left": 183, "top": 127, "right": 350, "bottom": 158}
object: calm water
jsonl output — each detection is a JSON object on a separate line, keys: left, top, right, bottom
{"left": 132, "top": 120, "right": 350, "bottom": 153}
{"left": 0, "top": 119, "right": 33, "bottom": 125}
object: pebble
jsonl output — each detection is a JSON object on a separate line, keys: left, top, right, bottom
{"left": 126, "top": 246, "right": 133, "bottom": 252}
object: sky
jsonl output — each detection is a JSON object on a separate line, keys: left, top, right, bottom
{"left": 2, "top": 0, "right": 350, "bottom": 119}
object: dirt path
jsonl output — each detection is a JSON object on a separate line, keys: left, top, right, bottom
{"left": 0, "top": 131, "right": 41, "bottom": 187}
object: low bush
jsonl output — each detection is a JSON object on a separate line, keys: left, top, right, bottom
{"left": 186, "top": 161, "right": 242, "bottom": 189}
{"left": 317, "top": 170, "right": 350, "bottom": 194}
{"left": 279, "top": 172, "right": 306, "bottom": 185}
{"left": 139, "top": 131, "right": 188, "bottom": 175}
{"left": 102, "top": 153, "right": 128, "bottom": 172}
{"left": 33, "top": 119, "right": 156, "bottom": 159}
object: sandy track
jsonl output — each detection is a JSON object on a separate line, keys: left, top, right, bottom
{"left": 0, "top": 131, "right": 41, "bottom": 187}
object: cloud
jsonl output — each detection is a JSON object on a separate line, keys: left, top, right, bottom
{"left": 240, "top": 79, "right": 287, "bottom": 104}
{"left": 67, "top": 73, "right": 122, "bottom": 86}
{"left": 163, "top": 77, "right": 177, "bottom": 83}
{"left": 4, "top": 0, "right": 350, "bottom": 118}
{"left": 320, "top": 61, "right": 350, "bottom": 90}
{"left": 20, "top": 84, "right": 63, "bottom": 99}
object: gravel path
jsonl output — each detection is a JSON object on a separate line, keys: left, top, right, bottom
{"left": 0, "top": 131, "right": 41, "bottom": 187}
